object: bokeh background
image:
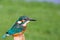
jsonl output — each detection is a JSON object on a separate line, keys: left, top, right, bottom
{"left": 0, "top": 0, "right": 60, "bottom": 40}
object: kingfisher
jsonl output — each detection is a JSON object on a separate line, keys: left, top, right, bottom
{"left": 2, "top": 16, "right": 36, "bottom": 39}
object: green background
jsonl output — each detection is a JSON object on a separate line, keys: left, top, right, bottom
{"left": 0, "top": 0, "right": 60, "bottom": 40}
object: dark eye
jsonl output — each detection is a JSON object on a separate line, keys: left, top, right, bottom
{"left": 24, "top": 19, "right": 27, "bottom": 20}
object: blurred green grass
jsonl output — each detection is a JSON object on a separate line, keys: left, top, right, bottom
{"left": 0, "top": 1, "right": 60, "bottom": 40}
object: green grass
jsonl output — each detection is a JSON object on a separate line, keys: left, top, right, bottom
{"left": 0, "top": 1, "right": 60, "bottom": 40}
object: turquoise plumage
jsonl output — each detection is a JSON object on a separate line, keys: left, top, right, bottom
{"left": 7, "top": 23, "right": 23, "bottom": 35}
{"left": 2, "top": 16, "right": 27, "bottom": 38}
{"left": 6, "top": 16, "right": 26, "bottom": 35}
{"left": 2, "top": 16, "right": 36, "bottom": 38}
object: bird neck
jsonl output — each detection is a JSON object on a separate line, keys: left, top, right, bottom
{"left": 22, "top": 21, "right": 30, "bottom": 26}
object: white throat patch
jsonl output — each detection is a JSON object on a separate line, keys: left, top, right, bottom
{"left": 22, "top": 21, "right": 30, "bottom": 26}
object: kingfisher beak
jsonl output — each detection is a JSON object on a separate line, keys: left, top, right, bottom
{"left": 29, "top": 18, "right": 36, "bottom": 21}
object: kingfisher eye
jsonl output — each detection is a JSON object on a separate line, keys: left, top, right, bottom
{"left": 24, "top": 19, "right": 27, "bottom": 20}
{"left": 24, "top": 18, "right": 29, "bottom": 20}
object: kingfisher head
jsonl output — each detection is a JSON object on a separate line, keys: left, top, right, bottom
{"left": 17, "top": 16, "right": 36, "bottom": 26}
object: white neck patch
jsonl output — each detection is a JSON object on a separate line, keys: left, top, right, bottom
{"left": 17, "top": 21, "right": 22, "bottom": 24}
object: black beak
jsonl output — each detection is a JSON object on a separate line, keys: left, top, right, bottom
{"left": 29, "top": 18, "right": 36, "bottom": 21}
